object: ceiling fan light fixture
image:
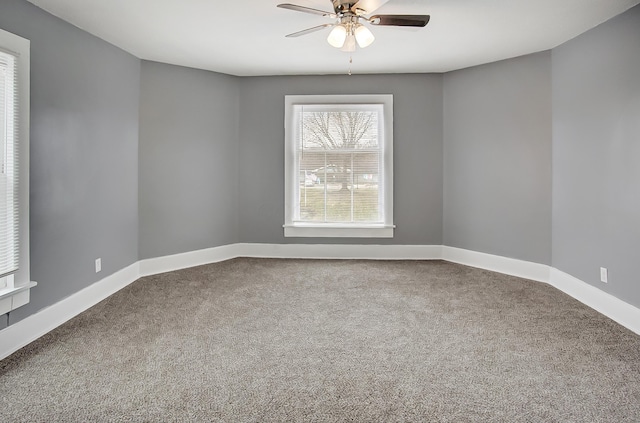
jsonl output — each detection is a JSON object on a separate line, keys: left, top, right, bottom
{"left": 354, "top": 24, "right": 375, "bottom": 48}
{"left": 340, "top": 32, "right": 357, "bottom": 52}
{"left": 327, "top": 24, "right": 347, "bottom": 48}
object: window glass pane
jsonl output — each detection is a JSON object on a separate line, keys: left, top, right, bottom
{"left": 0, "top": 50, "right": 17, "bottom": 276}
{"left": 297, "top": 107, "right": 381, "bottom": 224}
{"left": 302, "top": 109, "right": 378, "bottom": 150}
{"left": 325, "top": 151, "right": 352, "bottom": 222}
{"left": 298, "top": 151, "right": 325, "bottom": 221}
{"left": 0, "top": 63, "right": 5, "bottom": 169}
{"left": 353, "top": 152, "right": 380, "bottom": 222}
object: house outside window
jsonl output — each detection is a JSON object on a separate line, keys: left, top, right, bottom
{"left": 284, "top": 94, "right": 394, "bottom": 238}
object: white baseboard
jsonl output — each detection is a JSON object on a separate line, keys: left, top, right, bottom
{"left": 238, "top": 243, "right": 443, "bottom": 260}
{"left": 139, "top": 243, "right": 443, "bottom": 272}
{"left": 138, "top": 244, "right": 242, "bottom": 277}
{"left": 0, "top": 262, "right": 140, "bottom": 361}
{"left": 2, "top": 243, "right": 638, "bottom": 361}
{"left": 441, "top": 246, "right": 551, "bottom": 283}
{"left": 549, "top": 268, "right": 640, "bottom": 335}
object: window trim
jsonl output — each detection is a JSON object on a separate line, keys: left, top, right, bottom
{"left": 0, "top": 28, "right": 34, "bottom": 315}
{"left": 283, "top": 94, "right": 394, "bottom": 238}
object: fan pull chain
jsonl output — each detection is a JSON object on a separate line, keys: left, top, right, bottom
{"left": 348, "top": 56, "right": 353, "bottom": 76}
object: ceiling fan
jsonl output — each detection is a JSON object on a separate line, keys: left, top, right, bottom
{"left": 277, "top": 0, "right": 430, "bottom": 52}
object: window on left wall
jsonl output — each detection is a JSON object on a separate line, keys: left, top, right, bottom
{"left": 0, "top": 28, "right": 35, "bottom": 316}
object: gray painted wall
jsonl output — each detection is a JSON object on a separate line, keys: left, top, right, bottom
{"left": 138, "top": 61, "right": 240, "bottom": 259}
{"left": 238, "top": 74, "right": 443, "bottom": 245}
{"left": 552, "top": 5, "right": 640, "bottom": 307}
{"left": 443, "top": 52, "right": 553, "bottom": 265}
{"left": 0, "top": 0, "right": 140, "bottom": 327}
{"left": 1, "top": 0, "right": 639, "bottom": 331}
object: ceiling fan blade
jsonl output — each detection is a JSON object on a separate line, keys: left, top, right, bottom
{"left": 285, "top": 23, "right": 335, "bottom": 38}
{"left": 369, "top": 14, "right": 430, "bottom": 27}
{"left": 352, "top": 0, "right": 390, "bottom": 14}
{"left": 277, "top": 3, "right": 336, "bottom": 18}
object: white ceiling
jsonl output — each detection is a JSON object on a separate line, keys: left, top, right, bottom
{"left": 26, "top": 0, "right": 640, "bottom": 76}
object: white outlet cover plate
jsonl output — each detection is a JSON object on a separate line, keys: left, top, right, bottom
{"left": 600, "top": 267, "right": 608, "bottom": 283}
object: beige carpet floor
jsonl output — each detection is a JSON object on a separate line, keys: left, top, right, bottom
{"left": 1, "top": 258, "right": 639, "bottom": 422}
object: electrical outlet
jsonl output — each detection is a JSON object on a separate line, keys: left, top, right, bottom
{"left": 600, "top": 267, "right": 608, "bottom": 283}
{"left": 95, "top": 258, "right": 102, "bottom": 273}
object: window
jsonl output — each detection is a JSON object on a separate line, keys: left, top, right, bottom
{"left": 284, "top": 94, "right": 394, "bottom": 238}
{"left": 0, "top": 28, "right": 33, "bottom": 315}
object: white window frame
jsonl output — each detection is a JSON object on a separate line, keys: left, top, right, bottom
{"left": 0, "top": 28, "right": 34, "bottom": 316}
{"left": 284, "top": 94, "right": 394, "bottom": 238}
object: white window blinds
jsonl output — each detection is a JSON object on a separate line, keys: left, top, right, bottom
{"left": 0, "top": 49, "right": 19, "bottom": 278}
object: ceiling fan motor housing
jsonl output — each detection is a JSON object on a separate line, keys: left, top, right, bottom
{"left": 332, "top": 0, "right": 359, "bottom": 15}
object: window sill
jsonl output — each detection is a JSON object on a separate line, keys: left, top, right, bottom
{"left": 284, "top": 224, "right": 394, "bottom": 238}
{"left": 0, "top": 281, "right": 37, "bottom": 315}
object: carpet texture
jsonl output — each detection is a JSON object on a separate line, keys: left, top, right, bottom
{"left": 1, "top": 258, "right": 639, "bottom": 422}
